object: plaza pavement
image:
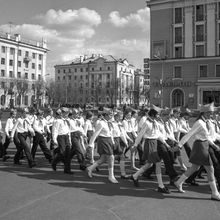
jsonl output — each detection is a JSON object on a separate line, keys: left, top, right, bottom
{"left": 0, "top": 146, "right": 220, "bottom": 220}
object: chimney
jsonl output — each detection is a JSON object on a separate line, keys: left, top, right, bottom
{"left": 80, "top": 56, "right": 83, "bottom": 63}
{"left": 91, "top": 54, "right": 96, "bottom": 58}
{"left": 84, "top": 55, "right": 88, "bottom": 61}
{"left": 6, "top": 33, "right": 11, "bottom": 39}
{"left": 14, "top": 34, "right": 21, "bottom": 41}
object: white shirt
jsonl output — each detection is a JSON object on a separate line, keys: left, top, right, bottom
{"left": 131, "top": 117, "right": 138, "bottom": 133}
{"left": 138, "top": 116, "right": 148, "bottom": 132}
{"left": 33, "top": 118, "right": 48, "bottom": 134}
{"left": 178, "top": 118, "right": 190, "bottom": 134}
{"left": 68, "top": 118, "right": 85, "bottom": 134}
{"left": 5, "top": 117, "right": 17, "bottom": 136}
{"left": 84, "top": 119, "right": 94, "bottom": 135}
{"left": 52, "top": 118, "right": 70, "bottom": 142}
{"left": 179, "top": 118, "right": 215, "bottom": 148}
{"left": 11, "top": 117, "right": 33, "bottom": 137}
{"left": 134, "top": 118, "right": 161, "bottom": 147}
{"left": 164, "top": 120, "right": 176, "bottom": 141}
{"left": 207, "top": 119, "right": 220, "bottom": 142}
{"left": 0, "top": 120, "right": 3, "bottom": 134}
{"left": 46, "top": 115, "right": 55, "bottom": 127}
{"left": 169, "top": 117, "right": 179, "bottom": 133}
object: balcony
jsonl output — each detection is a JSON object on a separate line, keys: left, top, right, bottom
{"left": 23, "top": 56, "right": 31, "bottom": 63}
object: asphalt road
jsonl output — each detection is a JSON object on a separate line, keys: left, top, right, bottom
{"left": 0, "top": 145, "right": 220, "bottom": 220}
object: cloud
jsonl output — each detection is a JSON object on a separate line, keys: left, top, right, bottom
{"left": 108, "top": 7, "right": 150, "bottom": 31}
{"left": 34, "top": 8, "right": 101, "bottom": 28}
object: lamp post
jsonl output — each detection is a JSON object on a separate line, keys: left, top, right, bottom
{"left": 154, "top": 55, "right": 164, "bottom": 108}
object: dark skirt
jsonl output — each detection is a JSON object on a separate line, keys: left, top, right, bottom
{"left": 143, "top": 139, "right": 161, "bottom": 163}
{"left": 113, "top": 137, "right": 126, "bottom": 155}
{"left": 189, "top": 140, "right": 212, "bottom": 166}
{"left": 97, "top": 136, "right": 114, "bottom": 156}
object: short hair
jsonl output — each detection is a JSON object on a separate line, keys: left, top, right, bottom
{"left": 86, "top": 111, "right": 93, "bottom": 119}
{"left": 148, "top": 109, "right": 158, "bottom": 117}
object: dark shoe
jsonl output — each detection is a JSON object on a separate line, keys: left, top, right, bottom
{"left": 3, "top": 155, "right": 10, "bottom": 162}
{"left": 131, "top": 175, "right": 139, "bottom": 187}
{"left": 157, "top": 186, "right": 170, "bottom": 194}
{"left": 14, "top": 161, "right": 22, "bottom": 165}
{"left": 121, "top": 175, "right": 130, "bottom": 179}
{"left": 80, "top": 165, "right": 87, "bottom": 171}
{"left": 64, "top": 170, "right": 74, "bottom": 175}
{"left": 96, "top": 167, "right": 100, "bottom": 172}
{"left": 51, "top": 161, "right": 57, "bottom": 171}
{"left": 29, "top": 162, "right": 36, "bottom": 168}
{"left": 185, "top": 180, "right": 199, "bottom": 186}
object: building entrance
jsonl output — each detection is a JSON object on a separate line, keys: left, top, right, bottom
{"left": 203, "top": 91, "right": 220, "bottom": 106}
{"left": 172, "top": 89, "right": 184, "bottom": 107}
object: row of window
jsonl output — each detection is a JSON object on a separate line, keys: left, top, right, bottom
{"left": 0, "top": 81, "right": 38, "bottom": 90}
{"left": 1, "top": 58, "right": 42, "bottom": 70}
{"left": 0, "top": 70, "right": 41, "bottom": 80}
{"left": 174, "top": 3, "right": 220, "bottom": 24}
{"left": 174, "top": 64, "right": 220, "bottom": 78}
{"left": 0, "top": 94, "right": 36, "bottom": 106}
{"left": 57, "top": 73, "right": 111, "bottom": 81}
{"left": 58, "top": 66, "right": 112, "bottom": 74}
{"left": 1, "top": 46, "right": 43, "bottom": 60}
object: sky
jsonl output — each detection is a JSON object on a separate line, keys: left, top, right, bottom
{"left": 0, "top": 0, "right": 150, "bottom": 78}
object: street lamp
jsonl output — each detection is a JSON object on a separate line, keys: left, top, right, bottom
{"left": 154, "top": 54, "right": 165, "bottom": 108}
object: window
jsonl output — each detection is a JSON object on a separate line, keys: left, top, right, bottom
{"left": 24, "top": 95, "right": 28, "bottom": 106}
{"left": 106, "top": 82, "right": 110, "bottom": 88}
{"left": 9, "top": 60, "right": 13, "bottom": 66}
{"left": 219, "top": 2, "right": 220, "bottom": 19}
{"left": 9, "top": 71, "right": 13, "bottom": 78}
{"left": 38, "top": 64, "right": 42, "bottom": 70}
{"left": 32, "top": 63, "right": 35, "bottom": 69}
{"left": 25, "top": 62, "right": 28, "bottom": 68}
{"left": 10, "top": 82, "right": 14, "bottom": 88}
{"left": 58, "top": 69, "right": 60, "bottom": 74}
{"left": 1, "top": 82, "right": 6, "bottom": 89}
{"left": 32, "top": 53, "right": 36, "bottom": 59}
{"left": 99, "top": 74, "right": 102, "bottom": 79}
{"left": 86, "top": 75, "right": 88, "bottom": 79}
{"left": 175, "top": 8, "right": 182, "bottom": 24}
{"left": 216, "top": 65, "right": 220, "bottom": 77}
{"left": 25, "top": 72, "right": 28, "bottom": 79}
{"left": 219, "top": 23, "right": 220, "bottom": 40}
{"left": 175, "top": 27, "right": 182, "bottom": 43}
{"left": 196, "top": 25, "right": 204, "bottom": 42}
{"left": 80, "top": 75, "right": 83, "bottom": 80}
{"left": 32, "top": 73, "right": 35, "bottom": 80}
{"left": 10, "top": 48, "right": 14, "bottom": 55}
{"left": 68, "top": 75, "right": 71, "bottom": 80}
{"left": 175, "top": 46, "right": 183, "bottom": 58}
{"left": 17, "top": 72, "right": 21, "bottom": 78}
{"left": 75, "top": 68, "right": 77, "bottom": 72}
{"left": 74, "top": 76, "right": 77, "bottom": 80}
{"left": 63, "top": 76, "right": 65, "bottom": 80}
{"left": 1, "top": 58, "right": 5, "bottom": 65}
{"left": 1, "top": 46, "right": 6, "bottom": 53}
{"left": 25, "top": 51, "right": 29, "bottom": 57}
{"left": 58, "top": 76, "right": 60, "bottom": 81}
{"left": 100, "top": 67, "right": 102, "bottom": 71}
{"left": 38, "top": 74, "right": 41, "bottom": 80}
{"left": 32, "top": 84, "right": 35, "bottom": 90}
{"left": 80, "top": 68, "right": 83, "bottom": 72}
{"left": 18, "top": 50, "right": 21, "bottom": 56}
{"left": 196, "top": 5, "right": 204, "bottom": 21}
{"left": 63, "top": 69, "right": 65, "bottom": 73}
{"left": 18, "top": 61, "right": 21, "bottom": 67}
{"left": 91, "top": 67, "right": 94, "bottom": 71}
{"left": 69, "top": 69, "right": 71, "bottom": 73}
{"left": 199, "top": 65, "right": 207, "bottom": 77}
{"left": 107, "top": 66, "right": 111, "bottom": 71}
{"left": 196, "top": 45, "right": 205, "bottom": 57}
{"left": 39, "top": 54, "right": 42, "bottom": 60}
{"left": 1, "top": 70, "right": 5, "bottom": 77}
{"left": 174, "top": 66, "right": 182, "bottom": 78}
{"left": 107, "top": 74, "right": 110, "bottom": 79}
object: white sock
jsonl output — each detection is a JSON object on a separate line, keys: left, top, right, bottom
{"left": 88, "top": 162, "right": 98, "bottom": 171}
{"left": 120, "top": 160, "right": 126, "bottom": 176}
{"left": 133, "top": 164, "right": 148, "bottom": 179}
{"left": 108, "top": 168, "right": 116, "bottom": 179}
{"left": 156, "top": 174, "right": 164, "bottom": 188}
{"left": 177, "top": 174, "right": 188, "bottom": 186}
{"left": 209, "top": 181, "right": 219, "bottom": 195}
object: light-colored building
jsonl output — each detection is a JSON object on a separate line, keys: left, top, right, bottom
{"left": 54, "top": 54, "right": 136, "bottom": 106}
{"left": 147, "top": 0, "right": 220, "bottom": 108}
{"left": 0, "top": 32, "right": 48, "bottom": 108}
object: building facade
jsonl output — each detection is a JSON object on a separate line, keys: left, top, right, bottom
{"left": 147, "top": 0, "right": 220, "bottom": 108}
{"left": 0, "top": 32, "right": 48, "bottom": 108}
{"left": 54, "top": 55, "right": 136, "bottom": 107}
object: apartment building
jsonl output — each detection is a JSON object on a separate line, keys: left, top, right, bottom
{"left": 0, "top": 32, "right": 48, "bottom": 108}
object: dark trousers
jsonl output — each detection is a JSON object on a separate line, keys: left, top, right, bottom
{"left": 70, "top": 132, "right": 85, "bottom": 167}
{"left": 209, "top": 145, "right": 220, "bottom": 186}
{"left": 31, "top": 132, "right": 52, "bottom": 160}
{"left": 15, "top": 132, "right": 34, "bottom": 166}
{"left": 157, "top": 140, "right": 178, "bottom": 180}
{"left": 53, "top": 134, "right": 71, "bottom": 172}
{"left": 0, "top": 135, "right": 3, "bottom": 158}
{"left": 47, "top": 126, "right": 55, "bottom": 150}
